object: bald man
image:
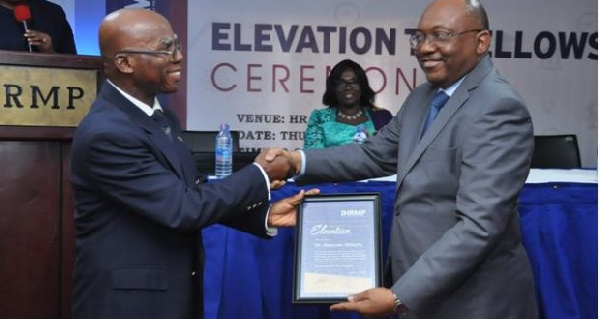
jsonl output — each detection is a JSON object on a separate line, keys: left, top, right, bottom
{"left": 265, "top": 0, "right": 538, "bottom": 317}
{"left": 70, "top": 9, "right": 312, "bottom": 319}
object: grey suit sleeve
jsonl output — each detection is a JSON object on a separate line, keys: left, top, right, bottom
{"left": 297, "top": 114, "right": 401, "bottom": 184}
{"left": 392, "top": 91, "right": 534, "bottom": 312}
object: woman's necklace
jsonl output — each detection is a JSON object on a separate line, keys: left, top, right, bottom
{"left": 337, "top": 109, "right": 363, "bottom": 120}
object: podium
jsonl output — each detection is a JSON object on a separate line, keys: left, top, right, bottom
{"left": 0, "top": 50, "right": 102, "bottom": 319}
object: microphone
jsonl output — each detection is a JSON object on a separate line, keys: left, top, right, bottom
{"left": 14, "top": 5, "right": 33, "bottom": 52}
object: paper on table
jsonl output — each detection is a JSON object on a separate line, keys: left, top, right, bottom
{"left": 361, "top": 169, "right": 598, "bottom": 184}
{"left": 525, "top": 169, "right": 597, "bottom": 184}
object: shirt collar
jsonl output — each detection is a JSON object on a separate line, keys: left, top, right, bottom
{"left": 106, "top": 79, "right": 162, "bottom": 116}
{"left": 439, "top": 77, "right": 465, "bottom": 97}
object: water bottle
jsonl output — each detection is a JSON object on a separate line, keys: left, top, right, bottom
{"left": 353, "top": 124, "right": 367, "bottom": 144}
{"left": 215, "top": 123, "right": 233, "bottom": 178}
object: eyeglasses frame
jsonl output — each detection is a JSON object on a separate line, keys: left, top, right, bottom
{"left": 409, "top": 29, "right": 485, "bottom": 48}
{"left": 115, "top": 39, "right": 182, "bottom": 60}
{"left": 334, "top": 79, "right": 361, "bottom": 90}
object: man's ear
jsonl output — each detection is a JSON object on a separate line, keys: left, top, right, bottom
{"left": 114, "top": 54, "right": 134, "bottom": 74}
{"left": 476, "top": 30, "right": 491, "bottom": 55}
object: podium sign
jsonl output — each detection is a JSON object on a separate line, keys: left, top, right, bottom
{"left": 0, "top": 64, "right": 97, "bottom": 127}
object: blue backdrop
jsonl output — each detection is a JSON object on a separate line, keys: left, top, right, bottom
{"left": 69, "top": 0, "right": 167, "bottom": 56}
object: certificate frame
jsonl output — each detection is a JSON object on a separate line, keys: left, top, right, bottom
{"left": 293, "top": 193, "right": 382, "bottom": 304}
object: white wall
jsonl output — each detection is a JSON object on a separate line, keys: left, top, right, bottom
{"left": 187, "top": 0, "right": 598, "bottom": 167}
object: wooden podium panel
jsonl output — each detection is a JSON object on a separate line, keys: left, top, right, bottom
{"left": 0, "top": 142, "right": 62, "bottom": 319}
{"left": 0, "top": 51, "right": 102, "bottom": 319}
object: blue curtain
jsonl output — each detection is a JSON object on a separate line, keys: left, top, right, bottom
{"left": 203, "top": 181, "right": 597, "bottom": 319}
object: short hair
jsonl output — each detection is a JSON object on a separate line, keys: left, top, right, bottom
{"left": 322, "top": 59, "right": 376, "bottom": 109}
{"left": 465, "top": 0, "right": 490, "bottom": 30}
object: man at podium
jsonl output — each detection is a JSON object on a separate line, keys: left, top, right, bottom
{"left": 0, "top": 0, "right": 76, "bottom": 53}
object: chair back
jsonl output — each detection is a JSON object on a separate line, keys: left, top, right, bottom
{"left": 180, "top": 130, "right": 240, "bottom": 153}
{"left": 531, "top": 134, "right": 581, "bottom": 169}
{"left": 181, "top": 130, "right": 259, "bottom": 175}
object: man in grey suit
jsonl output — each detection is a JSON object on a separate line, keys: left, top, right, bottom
{"left": 265, "top": 0, "right": 538, "bottom": 317}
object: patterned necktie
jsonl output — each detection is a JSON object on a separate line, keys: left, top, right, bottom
{"left": 152, "top": 109, "right": 172, "bottom": 142}
{"left": 421, "top": 91, "right": 450, "bottom": 138}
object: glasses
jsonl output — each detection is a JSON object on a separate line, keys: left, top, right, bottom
{"left": 335, "top": 80, "right": 360, "bottom": 89}
{"left": 409, "top": 29, "right": 483, "bottom": 48}
{"left": 116, "top": 39, "right": 182, "bottom": 60}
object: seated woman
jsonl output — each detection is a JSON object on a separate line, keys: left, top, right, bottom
{"left": 303, "top": 59, "right": 392, "bottom": 149}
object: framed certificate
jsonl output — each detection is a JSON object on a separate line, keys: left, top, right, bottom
{"left": 293, "top": 193, "right": 382, "bottom": 304}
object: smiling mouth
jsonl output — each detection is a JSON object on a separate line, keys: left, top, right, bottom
{"left": 168, "top": 70, "right": 181, "bottom": 80}
{"left": 419, "top": 57, "right": 444, "bottom": 69}
{"left": 342, "top": 92, "right": 358, "bottom": 100}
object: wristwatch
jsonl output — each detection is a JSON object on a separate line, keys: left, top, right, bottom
{"left": 392, "top": 293, "right": 409, "bottom": 315}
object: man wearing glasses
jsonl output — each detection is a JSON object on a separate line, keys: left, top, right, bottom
{"left": 266, "top": 0, "right": 538, "bottom": 317}
{"left": 70, "top": 8, "right": 314, "bottom": 319}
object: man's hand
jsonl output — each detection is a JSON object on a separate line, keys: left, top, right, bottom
{"left": 263, "top": 148, "right": 301, "bottom": 175}
{"left": 330, "top": 288, "right": 397, "bottom": 316}
{"left": 269, "top": 179, "right": 287, "bottom": 190}
{"left": 255, "top": 147, "right": 298, "bottom": 182}
{"left": 268, "top": 188, "right": 320, "bottom": 227}
{"left": 24, "top": 30, "right": 54, "bottom": 53}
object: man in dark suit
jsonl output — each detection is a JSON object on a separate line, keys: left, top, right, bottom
{"left": 70, "top": 8, "right": 312, "bottom": 319}
{"left": 265, "top": 0, "right": 538, "bottom": 318}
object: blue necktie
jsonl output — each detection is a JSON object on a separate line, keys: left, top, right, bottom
{"left": 152, "top": 109, "right": 172, "bottom": 142}
{"left": 421, "top": 91, "right": 450, "bottom": 138}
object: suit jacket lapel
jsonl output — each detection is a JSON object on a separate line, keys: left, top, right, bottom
{"left": 99, "top": 82, "right": 185, "bottom": 178}
{"left": 167, "top": 116, "right": 202, "bottom": 184}
{"left": 396, "top": 56, "right": 494, "bottom": 187}
{"left": 417, "top": 89, "right": 468, "bottom": 149}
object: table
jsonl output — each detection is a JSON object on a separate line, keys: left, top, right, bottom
{"left": 202, "top": 170, "right": 597, "bottom": 319}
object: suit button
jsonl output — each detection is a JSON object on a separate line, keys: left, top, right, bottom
{"left": 191, "top": 271, "right": 197, "bottom": 277}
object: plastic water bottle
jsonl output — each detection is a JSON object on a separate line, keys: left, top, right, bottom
{"left": 353, "top": 124, "right": 367, "bottom": 144}
{"left": 215, "top": 123, "right": 232, "bottom": 178}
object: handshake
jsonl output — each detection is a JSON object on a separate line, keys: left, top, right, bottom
{"left": 254, "top": 148, "right": 301, "bottom": 187}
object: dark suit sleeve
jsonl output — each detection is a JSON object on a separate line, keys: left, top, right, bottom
{"left": 56, "top": 13, "right": 77, "bottom": 54}
{"left": 218, "top": 202, "right": 271, "bottom": 238}
{"left": 51, "top": 4, "right": 77, "bottom": 54}
{"left": 82, "top": 127, "right": 270, "bottom": 234}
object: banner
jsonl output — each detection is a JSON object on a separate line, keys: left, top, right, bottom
{"left": 187, "top": 0, "right": 598, "bottom": 167}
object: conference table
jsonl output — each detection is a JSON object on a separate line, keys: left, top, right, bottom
{"left": 202, "top": 169, "right": 597, "bottom": 319}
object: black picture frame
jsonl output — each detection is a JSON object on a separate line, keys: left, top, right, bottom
{"left": 293, "top": 193, "right": 382, "bottom": 304}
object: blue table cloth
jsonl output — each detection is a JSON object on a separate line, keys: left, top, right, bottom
{"left": 203, "top": 180, "right": 597, "bottom": 319}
